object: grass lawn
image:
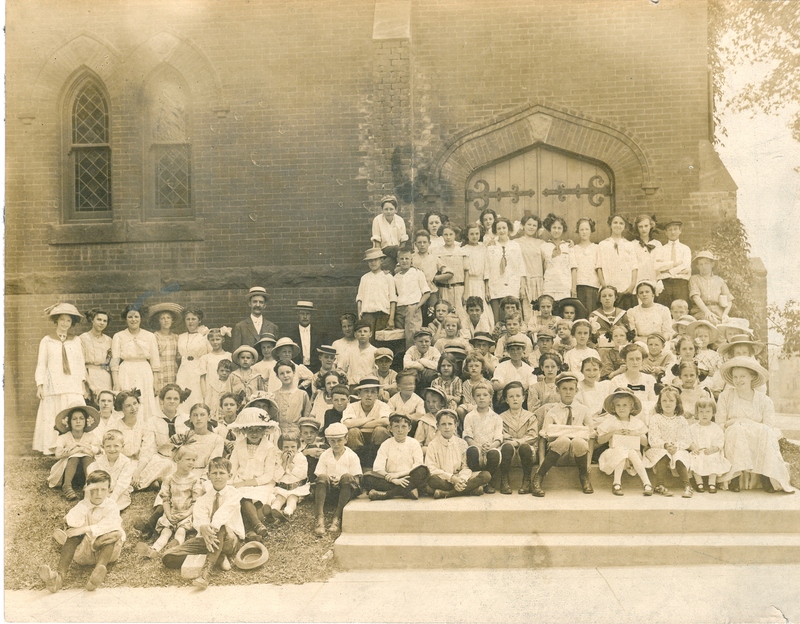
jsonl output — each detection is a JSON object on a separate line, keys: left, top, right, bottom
{"left": 5, "top": 456, "right": 339, "bottom": 591}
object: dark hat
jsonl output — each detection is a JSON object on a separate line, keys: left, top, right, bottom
{"left": 469, "top": 332, "right": 496, "bottom": 346}
{"left": 536, "top": 328, "right": 556, "bottom": 341}
{"left": 663, "top": 220, "right": 683, "bottom": 228}
{"left": 444, "top": 345, "right": 468, "bottom": 359}
{"left": 413, "top": 328, "right": 434, "bottom": 340}
{"left": 555, "top": 298, "right": 587, "bottom": 318}
{"left": 374, "top": 347, "right": 395, "bottom": 361}
{"left": 233, "top": 541, "right": 269, "bottom": 570}
{"left": 54, "top": 405, "right": 100, "bottom": 435}
{"left": 354, "top": 377, "right": 382, "bottom": 391}
{"left": 389, "top": 412, "right": 413, "bottom": 425}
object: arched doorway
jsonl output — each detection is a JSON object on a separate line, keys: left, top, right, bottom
{"left": 466, "top": 144, "right": 615, "bottom": 239}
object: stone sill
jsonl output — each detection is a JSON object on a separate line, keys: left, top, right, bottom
{"left": 47, "top": 220, "right": 204, "bottom": 245}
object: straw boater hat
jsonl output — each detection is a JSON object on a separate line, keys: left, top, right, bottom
{"left": 364, "top": 248, "right": 386, "bottom": 261}
{"left": 233, "top": 541, "right": 269, "bottom": 570}
{"left": 720, "top": 356, "right": 769, "bottom": 388}
{"left": 603, "top": 387, "right": 643, "bottom": 416}
{"left": 317, "top": 345, "right": 338, "bottom": 357}
{"left": 273, "top": 337, "right": 301, "bottom": 360}
{"left": 295, "top": 301, "right": 314, "bottom": 312}
{"left": 228, "top": 407, "right": 279, "bottom": 430}
{"left": 555, "top": 297, "right": 587, "bottom": 318}
{"left": 244, "top": 392, "right": 280, "bottom": 419}
{"left": 354, "top": 377, "right": 382, "bottom": 391}
{"left": 45, "top": 303, "right": 83, "bottom": 326}
{"left": 324, "top": 422, "right": 348, "bottom": 438}
{"left": 247, "top": 287, "right": 268, "bottom": 301}
{"left": 469, "top": 332, "right": 495, "bottom": 346}
{"left": 54, "top": 405, "right": 100, "bottom": 434}
{"left": 146, "top": 302, "right": 185, "bottom": 331}
{"left": 692, "top": 250, "right": 717, "bottom": 264}
{"left": 232, "top": 345, "right": 260, "bottom": 364}
{"left": 717, "top": 335, "right": 765, "bottom": 359}
{"left": 687, "top": 319, "right": 719, "bottom": 344}
{"left": 444, "top": 345, "right": 468, "bottom": 359}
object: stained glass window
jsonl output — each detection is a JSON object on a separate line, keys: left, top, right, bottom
{"left": 71, "top": 83, "right": 111, "bottom": 214}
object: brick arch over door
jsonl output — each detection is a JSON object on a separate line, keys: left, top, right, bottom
{"left": 431, "top": 103, "right": 658, "bottom": 218}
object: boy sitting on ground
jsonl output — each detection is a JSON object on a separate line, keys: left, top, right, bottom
{"left": 161, "top": 457, "right": 244, "bottom": 590}
{"left": 39, "top": 470, "right": 125, "bottom": 593}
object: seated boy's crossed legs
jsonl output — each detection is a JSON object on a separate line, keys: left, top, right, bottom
{"left": 363, "top": 465, "right": 430, "bottom": 499}
{"left": 161, "top": 526, "right": 239, "bottom": 570}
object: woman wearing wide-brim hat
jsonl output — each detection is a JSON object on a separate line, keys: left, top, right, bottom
{"left": 33, "top": 303, "right": 90, "bottom": 455}
{"left": 689, "top": 250, "right": 734, "bottom": 324}
{"left": 717, "top": 357, "right": 794, "bottom": 493}
{"left": 146, "top": 303, "right": 184, "bottom": 394}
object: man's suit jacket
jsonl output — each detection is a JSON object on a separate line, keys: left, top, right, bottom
{"left": 286, "top": 324, "right": 327, "bottom": 372}
{"left": 231, "top": 316, "right": 280, "bottom": 351}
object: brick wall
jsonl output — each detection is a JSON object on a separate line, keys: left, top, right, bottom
{"left": 7, "top": 0, "right": 750, "bottom": 450}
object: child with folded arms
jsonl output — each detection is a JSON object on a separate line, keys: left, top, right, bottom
{"left": 270, "top": 428, "right": 310, "bottom": 522}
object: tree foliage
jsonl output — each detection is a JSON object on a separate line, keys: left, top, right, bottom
{"left": 768, "top": 299, "right": 800, "bottom": 357}
{"left": 709, "top": 217, "right": 759, "bottom": 329}
{"left": 709, "top": 0, "right": 800, "bottom": 143}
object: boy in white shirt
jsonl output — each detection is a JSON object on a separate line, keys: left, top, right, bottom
{"left": 363, "top": 413, "right": 429, "bottom": 500}
{"left": 403, "top": 328, "right": 441, "bottom": 392}
{"left": 654, "top": 220, "right": 692, "bottom": 308}
{"left": 161, "top": 457, "right": 244, "bottom": 590}
{"left": 313, "top": 422, "right": 363, "bottom": 536}
{"left": 425, "top": 409, "right": 492, "bottom": 498}
{"left": 357, "top": 248, "right": 397, "bottom": 336}
{"left": 338, "top": 321, "right": 378, "bottom": 386}
{"left": 341, "top": 377, "right": 392, "bottom": 468}
{"left": 394, "top": 247, "right": 431, "bottom": 348}
{"left": 386, "top": 370, "right": 426, "bottom": 423}
{"left": 371, "top": 195, "right": 408, "bottom": 265}
{"left": 38, "top": 470, "right": 125, "bottom": 593}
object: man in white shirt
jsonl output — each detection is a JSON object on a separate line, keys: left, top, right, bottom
{"left": 287, "top": 301, "right": 327, "bottom": 372}
{"left": 362, "top": 414, "right": 429, "bottom": 500}
{"left": 653, "top": 220, "right": 692, "bottom": 308}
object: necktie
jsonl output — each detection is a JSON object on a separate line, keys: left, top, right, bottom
{"left": 499, "top": 246, "right": 507, "bottom": 273}
{"left": 166, "top": 419, "right": 176, "bottom": 438}
{"left": 670, "top": 242, "right": 676, "bottom": 263}
{"left": 566, "top": 405, "right": 573, "bottom": 426}
{"left": 212, "top": 492, "right": 221, "bottom": 518}
{"left": 59, "top": 335, "right": 71, "bottom": 375}
{"left": 628, "top": 384, "right": 645, "bottom": 392}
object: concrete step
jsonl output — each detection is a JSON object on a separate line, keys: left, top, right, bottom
{"left": 334, "top": 532, "right": 800, "bottom": 569}
{"left": 342, "top": 489, "right": 800, "bottom": 535}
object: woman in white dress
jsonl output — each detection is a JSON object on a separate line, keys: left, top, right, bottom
{"left": 717, "top": 357, "right": 794, "bottom": 493}
{"left": 175, "top": 307, "right": 211, "bottom": 412}
{"left": 461, "top": 223, "right": 495, "bottom": 328}
{"left": 541, "top": 213, "right": 573, "bottom": 302}
{"left": 111, "top": 305, "right": 160, "bottom": 421}
{"left": 33, "top": 303, "right": 89, "bottom": 454}
{"left": 631, "top": 214, "right": 662, "bottom": 286}
{"left": 79, "top": 308, "right": 112, "bottom": 402}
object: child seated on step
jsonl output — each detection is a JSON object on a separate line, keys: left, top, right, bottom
{"left": 363, "top": 413, "right": 430, "bottom": 500}
{"left": 599, "top": 325, "right": 631, "bottom": 380}
{"left": 386, "top": 369, "right": 425, "bottom": 425}
{"left": 596, "top": 388, "right": 652, "bottom": 496}
{"left": 38, "top": 470, "right": 125, "bottom": 593}
{"left": 463, "top": 381, "right": 503, "bottom": 494}
{"left": 228, "top": 408, "right": 280, "bottom": 543}
{"left": 563, "top": 320, "right": 600, "bottom": 377}
{"left": 553, "top": 320, "right": 576, "bottom": 357}
{"left": 416, "top": 387, "right": 447, "bottom": 453}
{"left": 676, "top": 361, "right": 713, "bottom": 421}
{"left": 203, "top": 359, "right": 233, "bottom": 422}
{"left": 499, "top": 381, "right": 539, "bottom": 495}
{"left": 468, "top": 332, "right": 499, "bottom": 376}
{"left": 531, "top": 372, "right": 593, "bottom": 497}
{"left": 431, "top": 352, "right": 464, "bottom": 412}
{"left": 609, "top": 343, "right": 658, "bottom": 422}
{"left": 494, "top": 313, "right": 534, "bottom": 362}
{"left": 373, "top": 349, "right": 398, "bottom": 402}
{"left": 313, "top": 422, "right": 362, "bottom": 536}
{"left": 645, "top": 386, "right": 693, "bottom": 498}
{"left": 161, "top": 457, "right": 244, "bottom": 590}
{"left": 527, "top": 353, "right": 563, "bottom": 415}
{"left": 688, "top": 398, "right": 730, "bottom": 493}
{"left": 425, "top": 409, "right": 492, "bottom": 498}
{"left": 433, "top": 313, "right": 470, "bottom": 354}
{"left": 86, "top": 429, "right": 134, "bottom": 511}
{"left": 269, "top": 428, "right": 310, "bottom": 522}
{"left": 136, "top": 445, "right": 204, "bottom": 559}
{"left": 216, "top": 392, "right": 242, "bottom": 457}
{"left": 642, "top": 332, "right": 675, "bottom": 383}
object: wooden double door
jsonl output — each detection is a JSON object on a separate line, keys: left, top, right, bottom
{"left": 466, "top": 145, "right": 615, "bottom": 240}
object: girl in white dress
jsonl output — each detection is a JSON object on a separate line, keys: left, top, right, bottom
{"left": 111, "top": 306, "right": 160, "bottom": 422}
{"left": 516, "top": 215, "right": 545, "bottom": 325}
{"left": 689, "top": 398, "right": 731, "bottom": 493}
{"left": 645, "top": 386, "right": 694, "bottom": 498}
{"left": 596, "top": 388, "right": 652, "bottom": 496}
{"left": 462, "top": 224, "right": 495, "bottom": 328}
{"left": 422, "top": 211, "right": 446, "bottom": 252}
{"left": 176, "top": 307, "right": 211, "bottom": 412}
{"left": 47, "top": 406, "right": 101, "bottom": 497}
{"left": 34, "top": 303, "right": 88, "bottom": 455}
{"left": 632, "top": 214, "right": 662, "bottom": 286}
{"left": 570, "top": 218, "right": 601, "bottom": 315}
{"left": 575, "top": 357, "right": 612, "bottom": 428}
{"left": 270, "top": 428, "right": 311, "bottom": 521}
{"left": 484, "top": 218, "right": 526, "bottom": 324}
{"left": 541, "top": 213, "right": 573, "bottom": 302}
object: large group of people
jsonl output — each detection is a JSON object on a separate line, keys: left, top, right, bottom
{"left": 33, "top": 198, "right": 794, "bottom": 593}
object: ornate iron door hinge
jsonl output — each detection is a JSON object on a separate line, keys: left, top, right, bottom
{"left": 541, "top": 175, "right": 612, "bottom": 207}
{"left": 467, "top": 179, "right": 536, "bottom": 211}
